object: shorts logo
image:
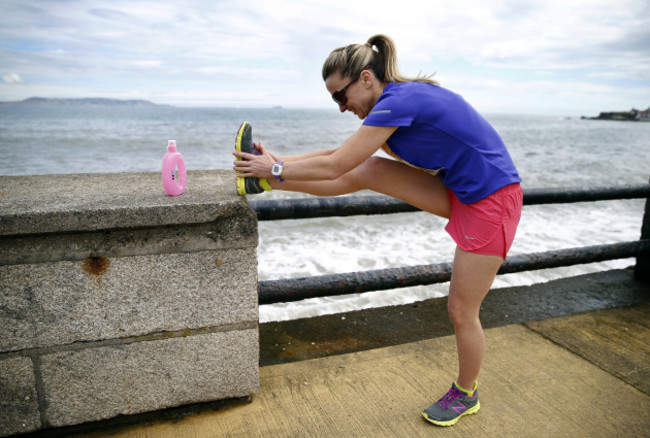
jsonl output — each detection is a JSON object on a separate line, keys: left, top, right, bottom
{"left": 464, "top": 235, "right": 476, "bottom": 240}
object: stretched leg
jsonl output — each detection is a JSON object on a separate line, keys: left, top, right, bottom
{"left": 269, "top": 157, "right": 451, "bottom": 218}
{"left": 447, "top": 247, "right": 503, "bottom": 391}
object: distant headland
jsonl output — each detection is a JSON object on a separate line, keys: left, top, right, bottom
{"left": 582, "top": 107, "right": 650, "bottom": 122}
{"left": 0, "top": 97, "right": 161, "bottom": 106}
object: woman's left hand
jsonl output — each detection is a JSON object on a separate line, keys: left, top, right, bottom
{"left": 233, "top": 142, "right": 277, "bottom": 179}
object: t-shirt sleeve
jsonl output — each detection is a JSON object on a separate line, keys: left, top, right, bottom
{"left": 363, "top": 90, "right": 414, "bottom": 127}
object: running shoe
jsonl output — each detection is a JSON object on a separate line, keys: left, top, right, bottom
{"left": 236, "top": 177, "right": 271, "bottom": 196}
{"left": 422, "top": 382, "right": 480, "bottom": 426}
{"left": 234, "top": 121, "right": 260, "bottom": 158}
{"left": 234, "top": 121, "right": 268, "bottom": 196}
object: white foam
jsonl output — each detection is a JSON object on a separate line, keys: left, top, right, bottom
{"left": 258, "top": 199, "right": 645, "bottom": 322}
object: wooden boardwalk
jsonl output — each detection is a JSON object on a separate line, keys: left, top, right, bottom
{"left": 76, "top": 302, "right": 650, "bottom": 438}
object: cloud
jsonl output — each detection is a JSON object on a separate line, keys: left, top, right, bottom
{"left": 0, "top": 0, "right": 648, "bottom": 113}
{"left": 3, "top": 73, "right": 22, "bottom": 84}
{"left": 88, "top": 8, "right": 131, "bottom": 21}
{"left": 128, "top": 60, "right": 162, "bottom": 69}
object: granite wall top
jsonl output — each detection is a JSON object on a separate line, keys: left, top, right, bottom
{"left": 0, "top": 170, "right": 251, "bottom": 236}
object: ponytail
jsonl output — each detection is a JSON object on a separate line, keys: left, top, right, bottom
{"left": 322, "top": 34, "right": 438, "bottom": 85}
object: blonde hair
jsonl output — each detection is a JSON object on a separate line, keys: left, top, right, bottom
{"left": 322, "top": 34, "right": 438, "bottom": 85}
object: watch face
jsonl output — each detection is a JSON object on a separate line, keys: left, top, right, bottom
{"left": 272, "top": 163, "right": 282, "bottom": 175}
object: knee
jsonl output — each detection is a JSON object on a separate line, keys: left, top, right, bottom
{"left": 360, "top": 156, "right": 392, "bottom": 174}
{"left": 337, "top": 156, "right": 381, "bottom": 189}
{"left": 447, "top": 296, "right": 478, "bottom": 329}
{"left": 447, "top": 298, "right": 463, "bottom": 327}
{"left": 345, "top": 157, "right": 390, "bottom": 189}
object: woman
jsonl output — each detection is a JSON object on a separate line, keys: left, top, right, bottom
{"left": 233, "top": 34, "right": 522, "bottom": 427}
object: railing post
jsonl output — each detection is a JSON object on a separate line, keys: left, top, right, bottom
{"left": 635, "top": 178, "right": 650, "bottom": 283}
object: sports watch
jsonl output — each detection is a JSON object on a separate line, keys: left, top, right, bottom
{"left": 271, "top": 161, "right": 284, "bottom": 182}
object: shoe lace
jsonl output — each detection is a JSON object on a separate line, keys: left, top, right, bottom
{"left": 436, "top": 388, "right": 463, "bottom": 409}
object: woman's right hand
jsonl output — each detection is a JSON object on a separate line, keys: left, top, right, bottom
{"left": 233, "top": 141, "right": 278, "bottom": 179}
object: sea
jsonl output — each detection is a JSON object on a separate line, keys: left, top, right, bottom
{"left": 1, "top": 104, "right": 649, "bottom": 322}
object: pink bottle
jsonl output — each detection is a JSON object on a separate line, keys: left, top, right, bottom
{"left": 161, "top": 140, "right": 186, "bottom": 196}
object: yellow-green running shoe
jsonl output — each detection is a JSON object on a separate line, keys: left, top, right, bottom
{"left": 234, "top": 121, "right": 270, "bottom": 195}
{"left": 236, "top": 176, "right": 272, "bottom": 196}
{"left": 234, "top": 121, "right": 261, "bottom": 157}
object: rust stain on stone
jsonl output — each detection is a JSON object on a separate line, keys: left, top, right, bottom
{"left": 83, "top": 256, "right": 110, "bottom": 277}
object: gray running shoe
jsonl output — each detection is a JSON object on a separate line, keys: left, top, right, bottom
{"left": 234, "top": 121, "right": 269, "bottom": 196}
{"left": 422, "top": 382, "right": 480, "bottom": 426}
{"left": 234, "top": 121, "right": 260, "bottom": 157}
{"left": 237, "top": 177, "right": 269, "bottom": 196}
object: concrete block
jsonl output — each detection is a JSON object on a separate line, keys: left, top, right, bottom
{"left": 40, "top": 330, "right": 259, "bottom": 427}
{"left": 1, "top": 249, "right": 258, "bottom": 352}
{"left": 0, "top": 356, "right": 41, "bottom": 437}
{"left": 0, "top": 171, "right": 261, "bottom": 433}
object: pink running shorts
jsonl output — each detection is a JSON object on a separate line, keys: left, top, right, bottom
{"left": 445, "top": 183, "right": 523, "bottom": 258}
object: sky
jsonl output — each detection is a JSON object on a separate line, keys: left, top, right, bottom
{"left": 0, "top": 0, "right": 649, "bottom": 116}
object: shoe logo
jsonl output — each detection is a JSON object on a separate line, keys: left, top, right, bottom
{"left": 451, "top": 402, "right": 467, "bottom": 414}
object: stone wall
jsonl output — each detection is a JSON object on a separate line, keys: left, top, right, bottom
{"left": 0, "top": 171, "right": 259, "bottom": 436}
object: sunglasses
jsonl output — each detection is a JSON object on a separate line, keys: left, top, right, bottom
{"left": 331, "top": 65, "right": 370, "bottom": 106}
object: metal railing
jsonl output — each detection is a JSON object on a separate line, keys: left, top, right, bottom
{"left": 250, "top": 184, "right": 650, "bottom": 305}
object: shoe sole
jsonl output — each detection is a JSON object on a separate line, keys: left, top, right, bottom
{"left": 235, "top": 121, "right": 253, "bottom": 161}
{"left": 422, "top": 401, "right": 480, "bottom": 426}
{"left": 235, "top": 121, "right": 251, "bottom": 195}
{"left": 236, "top": 177, "right": 246, "bottom": 196}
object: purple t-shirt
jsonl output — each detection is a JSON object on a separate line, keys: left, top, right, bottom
{"left": 363, "top": 82, "right": 521, "bottom": 203}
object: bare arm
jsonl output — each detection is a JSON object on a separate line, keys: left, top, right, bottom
{"left": 275, "top": 147, "right": 336, "bottom": 162}
{"left": 233, "top": 125, "right": 397, "bottom": 181}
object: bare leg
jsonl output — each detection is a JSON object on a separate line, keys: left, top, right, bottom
{"left": 268, "top": 157, "right": 451, "bottom": 218}
{"left": 448, "top": 247, "right": 504, "bottom": 391}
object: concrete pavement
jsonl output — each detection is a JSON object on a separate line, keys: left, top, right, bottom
{"left": 71, "top": 301, "right": 649, "bottom": 438}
